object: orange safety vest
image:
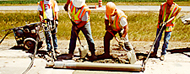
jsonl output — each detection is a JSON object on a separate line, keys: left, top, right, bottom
{"left": 157, "top": 2, "right": 181, "bottom": 32}
{"left": 69, "top": 0, "right": 91, "bottom": 24}
{"left": 106, "top": 9, "right": 127, "bottom": 31}
{"left": 39, "top": 0, "right": 56, "bottom": 20}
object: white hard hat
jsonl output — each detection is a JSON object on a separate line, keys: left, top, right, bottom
{"left": 73, "top": 0, "right": 85, "bottom": 8}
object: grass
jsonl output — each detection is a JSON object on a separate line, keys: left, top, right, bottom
{"left": 0, "top": 1, "right": 190, "bottom": 6}
{"left": 0, "top": 10, "right": 190, "bottom": 42}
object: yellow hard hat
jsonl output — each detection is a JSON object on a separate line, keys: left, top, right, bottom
{"left": 73, "top": 0, "right": 85, "bottom": 8}
{"left": 106, "top": 2, "right": 116, "bottom": 15}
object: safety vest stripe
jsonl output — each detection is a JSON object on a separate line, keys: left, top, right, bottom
{"left": 117, "top": 14, "right": 125, "bottom": 30}
{"left": 115, "top": 17, "right": 120, "bottom": 31}
{"left": 108, "top": 15, "right": 111, "bottom": 23}
{"left": 163, "top": 4, "right": 167, "bottom": 22}
{"left": 40, "top": 1, "right": 47, "bottom": 19}
{"left": 79, "top": 7, "right": 85, "bottom": 18}
{"left": 113, "top": 15, "right": 117, "bottom": 30}
{"left": 70, "top": 3, "right": 74, "bottom": 12}
{"left": 173, "top": 7, "right": 179, "bottom": 16}
{"left": 168, "top": 5, "right": 176, "bottom": 21}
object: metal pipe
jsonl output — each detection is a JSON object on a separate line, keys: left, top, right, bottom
{"left": 53, "top": 62, "right": 144, "bottom": 72}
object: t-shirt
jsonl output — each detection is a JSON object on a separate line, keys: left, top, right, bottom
{"left": 37, "top": 0, "right": 59, "bottom": 20}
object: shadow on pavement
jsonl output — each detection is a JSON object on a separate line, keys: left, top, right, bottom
{"left": 10, "top": 45, "right": 48, "bottom": 55}
{"left": 167, "top": 47, "right": 190, "bottom": 57}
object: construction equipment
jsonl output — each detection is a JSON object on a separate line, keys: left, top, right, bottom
{"left": 0, "top": 22, "right": 45, "bottom": 51}
{"left": 22, "top": 19, "right": 57, "bottom": 74}
{"left": 0, "top": 21, "right": 57, "bottom": 74}
{"left": 42, "top": 19, "right": 57, "bottom": 61}
{"left": 107, "top": 30, "right": 137, "bottom": 64}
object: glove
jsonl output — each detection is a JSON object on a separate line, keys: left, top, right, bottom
{"left": 159, "top": 22, "right": 167, "bottom": 28}
{"left": 106, "top": 25, "right": 112, "bottom": 30}
{"left": 64, "top": 4, "right": 68, "bottom": 11}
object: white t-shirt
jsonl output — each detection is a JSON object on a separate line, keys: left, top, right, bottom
{"left": 105, "top": 9, "right": 127, "bottom": 27}
{"left": 37, "top": 0, "right": 59, "bottom": 20}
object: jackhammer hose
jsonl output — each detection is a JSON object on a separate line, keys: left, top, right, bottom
{"left": 22, "top": 40, "right": 38, "bottom": 74}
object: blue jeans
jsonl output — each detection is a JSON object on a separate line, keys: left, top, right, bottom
{"left": 154, "top": 28, "right": 171, "bottom": 55}
{"left": 68, "top": 21, "right": 95, "bottom": 55}
{"left": 45, "top": 21, "right": 58, "bottom": 51}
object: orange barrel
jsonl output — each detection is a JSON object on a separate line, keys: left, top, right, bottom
{"left": 99, "top": 0, "right": 102, "bottom": 7}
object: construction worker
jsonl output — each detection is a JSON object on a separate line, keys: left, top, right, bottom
{"left": 99, "top": 2, "right": 134, "bottom": 59}
{"left": 37, "top": 0, "right": 59, "bottom": 54}
{"left": 63, "top": 0, "right": 97, "bottom": 61}
{"left": 151, "top": 0, "right": 181, "bottom": 61}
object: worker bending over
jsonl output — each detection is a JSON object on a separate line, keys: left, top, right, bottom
{"left": 99, "top": 2, "right": 135, "bottom": 59}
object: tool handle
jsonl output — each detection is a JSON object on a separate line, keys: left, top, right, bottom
{"left": 107, "top": 30, "right": 129, "bottom": 51}
{"left": 67, "top": 11, "right": 83, "bottom": 46}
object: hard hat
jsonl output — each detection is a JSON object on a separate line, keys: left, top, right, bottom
{"left": 73, "top": 0, "right": 85, "bottom": 8}
{"left": 106, "top": 2, "right": 116, "bottom": 15}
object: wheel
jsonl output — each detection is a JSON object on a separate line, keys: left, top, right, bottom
{"left": 24, "top": 40, "right": 35, "bottom": 52}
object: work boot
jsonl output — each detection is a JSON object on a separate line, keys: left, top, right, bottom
{"left": 88, "top": 54, "right": 97, "bottom": 61}
{"left": 97, "top": 53, "right": 112, "bottom": 59}
{"left": 54, "top": 50, "right": 60, "bottom": 54}
{"left": 150, "top": 52, "right": 158, "bottom": 58}
{"left": 46, "top": 50, "right": 52, "bottom": 57}
{"left": 61, "top": 53, "right": 73, "bottom": 60}
{"left": 160, "top": 55, "right": 165, "bottom": 61}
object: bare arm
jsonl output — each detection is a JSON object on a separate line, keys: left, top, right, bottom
{"left": 64, "top": 0, "right": 70, "bottom": 11}
{"left": 39, "top": 11, "right": 43, "bottom": 21}
{"left": 122, "top": 24, "right": 128, "bottom": 38}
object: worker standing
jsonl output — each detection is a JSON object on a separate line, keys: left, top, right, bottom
{"left": 151, "top": 0, "right": 181, "bottom": 61}
{"left": 38, "top": 0, "right": 59, "bottom": 54}
{"left": 99, "top": 2, "right": 135, "bottom": 59}
{"left": 63, "top": 0, "right": 97, "bottom": 61}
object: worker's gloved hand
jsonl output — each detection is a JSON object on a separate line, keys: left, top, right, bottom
{"left": 159, "top": 22, "right": 167, "bottom": 28}
{"left": 119, "top": 37, "right": 125, "bottom": 47}
{"left": 64, "top": 4, "right": 69, "bottom": 12}
{"left": 106, "top": 25, "right": 112, "bottom": 30}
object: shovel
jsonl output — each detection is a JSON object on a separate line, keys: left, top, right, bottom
{"left": 107, "top": 30, "right": 137, "bottom": 64}
{"left": 67, "top": 12, "right": 88, "bottom": 59}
